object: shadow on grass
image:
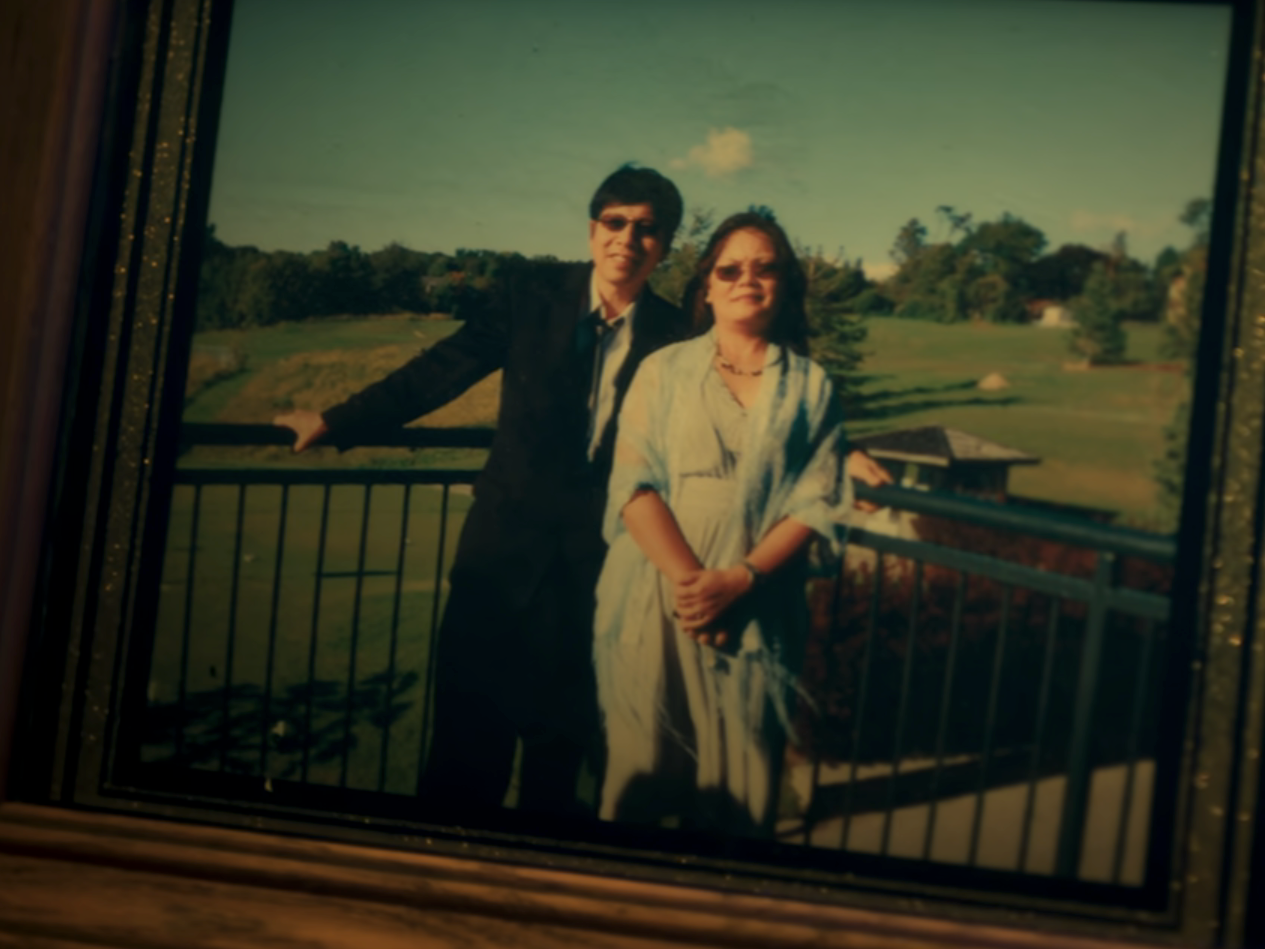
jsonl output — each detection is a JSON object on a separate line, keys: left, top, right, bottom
{"left": 849, "top": 379, "right": 1022, "bottom": 423}
{"left": 859, "top": 379, "right": 978, "bottom": 403}
{"left": 856, "top": 393, "right": 1022, "bottom": 423}
{"left": 141, "top": 669, "right": 421, "bottom": 781}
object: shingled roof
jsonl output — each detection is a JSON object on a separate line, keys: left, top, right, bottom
{"left": 849, "top": 426, "right": 1040, "bottom": 467}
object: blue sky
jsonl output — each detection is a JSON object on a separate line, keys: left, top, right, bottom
{"left": 207, "top": 0, "right": 1233, "bottom": 275}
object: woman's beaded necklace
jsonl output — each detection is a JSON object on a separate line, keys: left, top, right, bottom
{"left": 715, "top": 348, "right": 765, "bottom": 377}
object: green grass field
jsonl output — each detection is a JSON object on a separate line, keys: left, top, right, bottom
{"left": 145, "top": 479, "right": 471, "bottom": 792}
{"left": 850, "top": 319, "right": 1185, "bottom": 525}
{"left": 184, "top": 314, "right": 1188, "bottom": 523}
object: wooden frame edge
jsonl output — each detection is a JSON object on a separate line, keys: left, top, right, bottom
{"left": 0, "top": 802, "right": 1168, "bottom": 949}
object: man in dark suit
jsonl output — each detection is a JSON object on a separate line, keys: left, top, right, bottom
{"left": 274, "top": 166, "right": 689, "bottom": 818}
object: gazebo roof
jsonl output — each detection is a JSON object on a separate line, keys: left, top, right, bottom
{"left": 849, "top": 426, "right": 1040, "bottom": 468}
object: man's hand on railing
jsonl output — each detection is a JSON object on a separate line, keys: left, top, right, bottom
{"left": 273, "top": 410, "right": 329, "bottom": 453}
{"left": 847, "top": 450, "right": 893, "bottom": 514}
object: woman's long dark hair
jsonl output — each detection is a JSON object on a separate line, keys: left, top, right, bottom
{"left": 683, "top": 211, "right": 810, "bottom": 355}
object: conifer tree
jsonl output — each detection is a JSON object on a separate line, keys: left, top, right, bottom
{"left": 1067, "top": 261, "right": 1127, "bottom": 365}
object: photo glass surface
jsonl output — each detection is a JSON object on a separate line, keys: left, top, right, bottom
{"left": 136, "top": 0, "right": 1234, "bottom": 894}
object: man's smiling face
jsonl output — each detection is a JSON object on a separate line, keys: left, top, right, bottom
{"left": 588, "top": 202, "right": 667, "bottom": 292}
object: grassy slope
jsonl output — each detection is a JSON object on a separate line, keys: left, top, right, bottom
{"left": 850, "top": 319, "right": 1186, "bottom": 525}
{"left": 148, "top": 479, "right": 472, "bottom": 791}
{"left": 186, "top": 314, "right": 1186, "bottom": 521}
{"left": 185, "top": 316, "right": 494, "bottom": 470}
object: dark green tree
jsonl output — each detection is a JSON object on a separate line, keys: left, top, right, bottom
{"left": 965, "top": 272, "right": 1026, "bottom": 323}
{"left": 648, "top": 207, "right": 714, "bottom": 307}
{"left": 959, "top": 213, "right": 1047, "bottom": 293}
{"left": 803, "top": 252, "right": 870, "bottom": 409}
{"left": 237, "top": 252, "right": 317, "bottom": 326}
{"left": 309, "top": 240, "right": 375, "bottom": 317}
{"left": 368, "top": 242, "right": 426, "bottom": 313}
{"left": 1025, "top": 244, "right": 1106, "bottom": 301}
{"left": 1067, "top": 261, "right": 1128, "bottom": 365}
{"left": 195, "top": 225, "right": 263, "bottom": 329}
{"left": 891, "top": 218, "right": 928, "bottom": 266}
{"left": 891, "top": 242, "right": 957, "bottom": 320}
{"left": 1153, "top": 398, "right": 1191, "bottom": 529}
{"left": 1154, "top": 198, "right": 1213, "bottom": 527}
{"left": 1179, "top": 197, "right": 1212, "bottom": 247}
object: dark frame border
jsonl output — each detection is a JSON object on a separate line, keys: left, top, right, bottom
{"left": 9, "top": 0, "right": 1265, "bottom": 945}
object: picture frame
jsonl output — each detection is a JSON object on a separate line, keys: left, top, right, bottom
{"left": 5, "top": 0, "right": 1265, "bottom": 946}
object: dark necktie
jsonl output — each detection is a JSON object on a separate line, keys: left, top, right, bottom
{"left": 575, "top": 312, "right": 623, "bottom": 452}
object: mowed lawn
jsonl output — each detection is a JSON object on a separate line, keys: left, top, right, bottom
{"left": 851, "top": 319, "right": 1187, "bottom": 525}
{"left": 146, "top": 478, "right": 472, "bottom": 793}
{"left": 186, "top": 314, "right": 1188, "bottom": 523}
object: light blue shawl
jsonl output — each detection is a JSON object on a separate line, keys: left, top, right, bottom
{"left": 593, "top": 331, "right": 850, "bottom": 740}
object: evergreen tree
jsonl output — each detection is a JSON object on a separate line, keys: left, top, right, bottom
{"left": 1067, "top": 261, "right": 1127, "bottom": 364}
{"left": 803, "top": 252, "right": 869, "bottom": 409}
{"left": 1154, "top": 197, "right": 1212, "bottom": 527}
{"left": 648, "top": 207, "right": 713, "bottom": 306}
{"left": 1153, "top": 397, "right": 1190, "bottom": 529}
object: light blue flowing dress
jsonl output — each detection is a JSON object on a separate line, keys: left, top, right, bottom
{"left": 594, "top": 331, "right": 850, "bottom": 832}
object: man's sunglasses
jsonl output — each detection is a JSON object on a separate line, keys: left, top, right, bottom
{"left": 597, "top": 215, "right": 662, "bottom": 240}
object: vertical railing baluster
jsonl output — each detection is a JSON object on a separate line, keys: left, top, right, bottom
{"left": 302, "top": 485, "right": 333, "bottom": 784}
{"left": 1112, "top": 616, "right": 1156, "bottom": 885}
{"left": 260, "top": 484, "right": 289, "bottom": 779}
{"left": 881, "top": 560, "right": 922, "bottom": 856}
{"left": 804, "top": 567, "right": 847, "bottom": 846}
{"left": 340, "top": 485, "right": 374, "bottom": 788}
{"left": 219, "top": 484, "right": 247, "bottom": 773}
{"left": 176, "top": 485, "right": 202, "bottom": 766}
{"left": 1018, "top": 596, "right": 1061, "bottom": 872}
{"left": 968, "top": 584, "right": 1012, "bottom": 867}
{"left": 417, "top": 483, "right": 452, "bottom": 790}
{"left": 923, "top": 571, "right": 967, "bottom": 860}
{"left": 379, "top": 483, "right": 412, "bottom": 794}
{"left": 841, "top": 553, "right": 883, "bottom": 850}
{"left": 1056, "top": 552, "right": 1117, "bottom": 878}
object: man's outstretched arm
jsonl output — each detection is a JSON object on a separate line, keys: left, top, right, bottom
{"left": 274, "top": 281, "right": 512, "bottom": 452}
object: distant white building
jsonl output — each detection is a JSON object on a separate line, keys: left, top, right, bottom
{"left": 1035, "top": 303, "right": 1075, "bottom": 328}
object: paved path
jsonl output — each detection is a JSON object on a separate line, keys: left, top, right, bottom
{"left": 779, "top": 757, "right": 1155, "bottom": 884}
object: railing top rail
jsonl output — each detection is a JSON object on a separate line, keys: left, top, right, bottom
{"left": 180, "top": 422, "right": 495, "bottom": 450}
{"left": 854, "top": 483, "right": 1176, "bottom": 564}
{"left": 180, "top": 423, "right": 1176, "bottom": 564}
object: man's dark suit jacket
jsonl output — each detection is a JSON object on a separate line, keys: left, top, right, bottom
{"left": 321, "top": 261, "right": 688, "bottom": 737}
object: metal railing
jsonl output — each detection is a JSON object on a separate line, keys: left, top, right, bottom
{"left": 801, "top": 487, "right": 1172, "bottom": 884}
{"left": 141, "top": 423, "right": 1175, "bottom": 886}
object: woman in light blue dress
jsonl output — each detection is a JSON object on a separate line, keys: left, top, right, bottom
{"left": 594, "top": 211, "right": 852, "bottom": 835}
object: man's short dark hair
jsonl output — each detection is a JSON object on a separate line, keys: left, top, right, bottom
{"left": 589, "top": 165, "right": 684, "bottom": 250}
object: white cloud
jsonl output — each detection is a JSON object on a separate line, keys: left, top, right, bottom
{"left": 670, "top": 127, "right": 754, "bottom": 178}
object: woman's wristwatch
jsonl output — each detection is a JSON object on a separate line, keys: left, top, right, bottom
{"left": 740, "top": 560, "right": 766, "bottom": 588}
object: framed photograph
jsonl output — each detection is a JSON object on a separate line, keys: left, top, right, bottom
{"left": 10, "top": 0, "right": 1265, "bottom": 945}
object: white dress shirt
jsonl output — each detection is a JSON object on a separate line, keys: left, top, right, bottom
{"left": 587, "top": 268, "right": 639, "bottom": 459}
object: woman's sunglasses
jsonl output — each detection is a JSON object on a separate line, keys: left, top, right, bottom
{"left": 713, "top": 262, "right": 781, "bottom": 282}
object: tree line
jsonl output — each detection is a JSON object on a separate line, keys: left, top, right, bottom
{"left": 194, "top": 199, "right": 1207, "bottom": 457}
{"left": 194, "top": 226, "right": 542, "bottom": 330}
